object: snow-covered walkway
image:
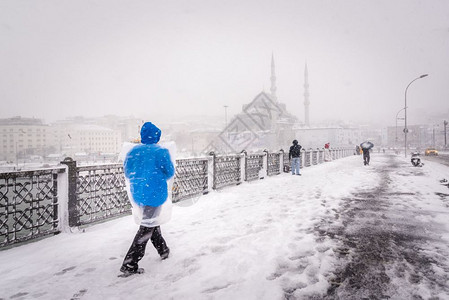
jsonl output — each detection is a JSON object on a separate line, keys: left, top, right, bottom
{"left": 1, "top": 154, "right": 449, "bottom": 299}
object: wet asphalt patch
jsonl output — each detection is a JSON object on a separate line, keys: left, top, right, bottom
{"left": 321, "top": 155, "right": 449, "bottom": 300}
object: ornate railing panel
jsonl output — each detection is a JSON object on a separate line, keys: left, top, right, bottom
{"left": 304, "top": 151, "right": 311, "bottom": 167}
{"left": 0, "top": 168, "right": 64, "bottom": 247}
{"left": 318, "top": 150, "right": 324, "bottom": 164}
{"left": 331, "top": 150, "right": 337, "bottom": 160}
{"left": 267, "top": 153, "right": 280, "bottom": 176}
{"left": 75, "top": 164, "right": 130, "bottom": 227}
{"left": 213, "top": 155, "right": 241, "bottom": 189}
{"left": 312, "top": 150, "right": 318, "bottom": 165}
{"left": 172, "top": 158, "right": 208, "bottom": 202}
{"left": 245, "top": 154, "right": 263, "bottom": 181}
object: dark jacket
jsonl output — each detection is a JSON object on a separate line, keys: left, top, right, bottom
{"left": 124, "top": 122, "right": 175, "bottom": 207}
{"left": 289, "top": 142, "right": 302, "bottom": 160}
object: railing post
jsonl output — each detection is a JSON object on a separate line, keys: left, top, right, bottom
{"left": 262, "top": 150, "right": 268, "bottom": 179}
{"left": 236, "top": 154, "right": 242, "bottom": 185}
{"left": 203, "top": 157, "right": 213, "bottom": 194}
{"left": 279, "top": 149, "right": 284, "bottom": 174}
{"left": 240, "top": 150, "right": 247, "bottom": 183}
{"left": 51, "top": 172, "right": 59, "bottom": 232}
{"left": 60, "top": 157, "right": 79, "bottom": 227}
{"left": 57, "top": 165, "right": 69, "bottom": 232}
{"left": 208, "top": 152, "right": 216, "bottom": 190}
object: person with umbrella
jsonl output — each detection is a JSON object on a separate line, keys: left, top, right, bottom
{"left": 360, "top": 141, "right": 374, "bottom": 166}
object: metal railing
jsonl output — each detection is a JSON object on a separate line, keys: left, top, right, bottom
{"left": 304, "top": 151, "right": 312, "bottom": 167}
{"left": 212, "top": 153, "right": 241, "bottom": 189}
{"left": 1, "top": 148, "right": 353, "bottom": 248}
{"left": 172, "top": 158, "right": 209, "bottom": 202}
{"left": 318, "top": 149, "right": 324, "bottom": 164}
{"left": 71, "top": 160, "right": 130, "bottom": 227}
{"left": 312, "top": 150, "right": 318, "bottom": 165}
{"left": 267, "top": 152, "right": 281, "bottom": 176}
{"left": 0, "top": 168, "right": 64, "bottom": 247}
{"left": 244, "top": 153, "right": 264, "bottom": 181}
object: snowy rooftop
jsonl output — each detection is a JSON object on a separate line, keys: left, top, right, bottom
{"left": 1, "top": 154, "right": 449, "bottom": 299}
{"left": 70, "top": 124, "right": 115, "bottom": 131}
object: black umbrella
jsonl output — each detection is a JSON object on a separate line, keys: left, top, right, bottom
{"left": 360, "top": 141, "right": 374, "bottom": 150}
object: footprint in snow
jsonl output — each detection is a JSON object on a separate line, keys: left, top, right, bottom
{"left": 74, "top": 267, "right": 96, "bottom": 277}
{"left": 70, "top": 289, "right": 88, "bottom": 300}
{"left": 54, "top": 266, "right": 76, "bottom": 276}
{"left": 202, "top": 282, "right": 234, "bottom": 294}
{"left": 10, "top": 292, "right": 29, "bottom": 299}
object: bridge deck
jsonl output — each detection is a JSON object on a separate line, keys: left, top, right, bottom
{"left": 1, "top": 154, "right": 449, "bottom": 299}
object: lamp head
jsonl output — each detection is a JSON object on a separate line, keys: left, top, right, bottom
{"left": 420, "top": 74, "right": 428, "bottom": 78}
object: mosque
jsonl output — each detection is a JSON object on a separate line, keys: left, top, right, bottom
{"left": 203, "top": 55, "right": 361, "bottom": 154}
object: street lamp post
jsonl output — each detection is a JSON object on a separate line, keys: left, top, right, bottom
{"left": 224, "top": 105, "right": 229, "bottom": 154}
{"left": 395, "top": 107, "right": 406, "bottom": 152}
{"left": 444, "top": 120, "right": 448, "bottom": 148}
{"left": 404, "top": 74, "right": 428, "bottom": 157}
{"left": 432, "top": 125, "right": 436, "bottom": 147}
{"left": 224, "top": 105, "right": 228, "bottom": 137}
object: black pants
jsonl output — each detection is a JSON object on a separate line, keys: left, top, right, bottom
{"left": 363, "top": 151, "right": 370, "bottom": 165}
{"left": 122, "top": 225, "right": 168, "bottom": 270}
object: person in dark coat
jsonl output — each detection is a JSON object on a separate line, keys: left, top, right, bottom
{"left": 120, "top": 122, "right": 175, "bottom": 275}
{"left": 289, "top": 139, "right": 302, "bottom": 175}
{"left": 360, "top": 141, "right": 374, "bottom": 166}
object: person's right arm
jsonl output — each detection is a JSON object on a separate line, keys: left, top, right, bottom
{"left": 158, "top": 148, "right": 175, "bottom": 180}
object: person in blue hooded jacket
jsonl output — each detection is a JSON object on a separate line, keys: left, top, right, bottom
{"left": 120, "top": 122, "right": 175, "bottom": 275}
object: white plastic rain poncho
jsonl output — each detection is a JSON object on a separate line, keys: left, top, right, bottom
{"left": 118, "top": 137, "right": 176, "bottom": 228}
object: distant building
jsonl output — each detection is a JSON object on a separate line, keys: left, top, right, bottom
{"left": 205, "top": 91, "right": 298, "bottom": 153}
{"left": 51, "top": 123, "right": 122, "bottom": 157}
{"left": 0, "top": 116, "right": 53, "bottom": 161}
{"left": 293, "top": 125, "right": 362, "bottom": 149}
{"left": 95, "top": 115, "right": 144, "bottom": 143}
{"left": 202, "top": 56, "right": 368, "bottom": 153}
{"left": 387, "top": 124, "right": 443, "bottom": 150}
{"left": 54, "top": 115, "right": 143, "bottom": 143}
{"left": 189, "top": 128, "right": 222, "bottom": 157}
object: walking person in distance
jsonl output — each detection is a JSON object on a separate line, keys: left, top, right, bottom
{"left": 324, "top": 142, "right": 332, "bottom": 162}
{"left": 289, "top": 139, "right": 302, "bottom": 175}
{"left": 360, "top": 141, "right": 374, "bottom": 166}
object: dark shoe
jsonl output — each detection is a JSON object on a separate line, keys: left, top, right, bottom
{"left": 160, "top": 248, "right": 170, "bottom": 260}
{"left": 120, "top": 264, "right": 144, "bottom": 276}
{"left": 292, "top": 173, "right": 295, "bottom": 175}
{"left": 297, "top": 174, "right": 301, "bottom": 176}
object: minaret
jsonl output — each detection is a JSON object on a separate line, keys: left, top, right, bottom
{"left": 304, "top": 63, "right": 310, "bottom": 127}
{"left": 270, "top": 53, "right": 277, "bottom": 102}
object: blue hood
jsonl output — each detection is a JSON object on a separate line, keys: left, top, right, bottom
{"left": 140, "top": 122, "right": 161, "bottom": 144}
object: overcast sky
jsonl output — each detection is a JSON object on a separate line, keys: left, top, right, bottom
{"left": 1, "top": 0, "right": 448, "bottom": 126}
